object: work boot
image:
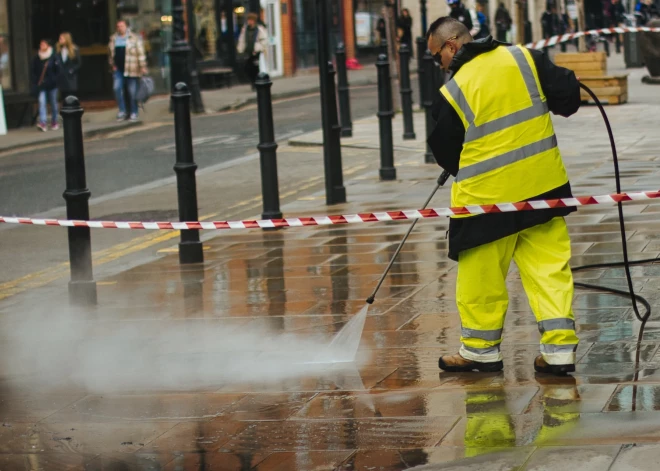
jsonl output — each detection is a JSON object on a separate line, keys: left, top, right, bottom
{"left": 534, "top": 355, "right": 575, "bottom": 376}
{"left": 438, "top": 354, "right": 503, "bottom": 373}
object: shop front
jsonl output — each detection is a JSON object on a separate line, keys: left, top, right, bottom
{"left": 0, "top": 0, "right": 288, "bottom": 129}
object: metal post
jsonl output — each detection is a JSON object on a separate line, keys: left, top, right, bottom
{"left": 185, "top": 0, "right": 205, "bottom": 113}
{"left": 317, "top": 0, "right": 347, "bottom": 205}
{"left": 335, "top": 43, "right": 353, "bottom": 138}
{"left": 255, "top": 73, "right": 283, "bottom": 221}
{"left": 61, "top": 96, "right": 97, "bottom": 306}
{"left": 399, "top": 44, "right": 415, "bottom": 140}
{"left": 169, "top": 0, "right": 192, "bottom": 109}
{"left": 327, "top": 61, "right": 347, "bottom": 201}
{"left": 420, "top": 0, "right": 428, "bottom": 33}
{"left": 416, "top": 37, "right": 426, "bottom": 109}
{"left": 422, "top": 50, "right": 436, "bottom": 164}
{"left": 172, "top": 83, "right": 204, "bottom": 264}
{"left": 377, "top": 54, "right": 396, "bottom": 181}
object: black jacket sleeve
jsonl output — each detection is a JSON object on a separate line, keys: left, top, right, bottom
{"left": 528, "top": 47, "right": 581, "bottom": 117}
{"left": 427, "top": 94, "right": 464, "bottom": 176}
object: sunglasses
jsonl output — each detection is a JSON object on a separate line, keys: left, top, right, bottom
{"left": 433, "top": 36, "right": 457, "bottom": 66}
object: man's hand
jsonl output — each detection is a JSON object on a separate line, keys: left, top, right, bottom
{"left": 141, "top": 67, "right": 148, "bottom": 76}
{"left": 112, "top": 65, "right": 117, "bottom": 72}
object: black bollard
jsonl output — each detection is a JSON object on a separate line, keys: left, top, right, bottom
{"left": 335, "top": 43, "right": 353, "bottom": 138}
{"left": 422, "top": 50, "right": 437, "bottom": 164}
{"left": 399, "top": 44, "right": 416, "bottom": 140}
{"left": 172, "top": 83, "right": 204, "bottom": 264}
{"left": 255, "top": 73, "right": 283, "bottom": 222}
{"left": 316, "top": 0, "right": 346, "bottom": 205}
{"left": 416, "top": 37, "right": 426, "bottom": 110}
{"left": 326, "top": 61, "right": 347, "bottom": 203}
{"left": 376, "top": 54, "right": 396, "bottom": 181}
{"left": 61, "top": 96, "right": 97, "bottom": 306}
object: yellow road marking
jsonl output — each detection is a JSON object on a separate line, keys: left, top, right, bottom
{"left": 0, "top": 163, "right": 367, "bottom": 301}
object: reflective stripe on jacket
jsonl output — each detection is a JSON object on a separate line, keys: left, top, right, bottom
{"left": 439, "top": 45, "right": 569, "bottom": 217}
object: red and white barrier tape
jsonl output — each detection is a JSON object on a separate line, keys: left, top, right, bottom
{"left": 1, "top": 190, "right": 658, "bottom": 231}
{"left": 525, "top": 26, "right": 660, "bottom": 50}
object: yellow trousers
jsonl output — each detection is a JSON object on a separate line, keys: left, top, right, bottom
{"left": 457, "top": 217, "right": 579, "bottom": 365}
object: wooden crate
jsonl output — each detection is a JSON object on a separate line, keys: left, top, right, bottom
{"left": 579, "top": 74, "right": 628, "bottom": 105}
{"left": 554, "top": 52, "right": 607, "bottom": 77}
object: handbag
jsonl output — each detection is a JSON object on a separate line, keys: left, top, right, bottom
{"left": 136, "top": 76, "right": 155, "bottom": 109}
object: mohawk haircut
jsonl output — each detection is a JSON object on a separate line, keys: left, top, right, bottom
{"left": 426, "top": 17, "right": 471, "bottom": 42}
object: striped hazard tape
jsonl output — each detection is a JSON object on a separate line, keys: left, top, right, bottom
{"left": 1, "top": 190, "right": 658, "bottom": 231}
{"left": 525, "top": 26, "right": 660, "bottom": 50}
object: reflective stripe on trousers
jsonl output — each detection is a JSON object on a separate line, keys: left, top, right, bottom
{"left": 456, "top": 217, "right": 579, "bottom": 365}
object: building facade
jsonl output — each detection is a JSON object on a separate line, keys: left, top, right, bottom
{"left": 1, "top": 0, "right": 288, "bottom": 128}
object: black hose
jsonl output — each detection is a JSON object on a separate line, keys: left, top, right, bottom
{"left": 574, "top": 83, "right": 653, "bottom": 329}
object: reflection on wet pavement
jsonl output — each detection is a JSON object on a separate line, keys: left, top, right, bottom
{"left": 1, "top": 119, "right": 660, "bottom": 469}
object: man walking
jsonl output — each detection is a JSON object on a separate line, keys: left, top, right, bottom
{"left": 108, "top": 20, "right": 147, "bottom": 121}
{"left": 495, "top": 2, "right": 512, "bottom": 42}
{"left": 425, "top": 17, "right": 581, "bottom": 376}
{"left": 237, "top": 13, "right": 268, "bottom": 90}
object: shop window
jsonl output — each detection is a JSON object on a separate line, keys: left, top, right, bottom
{"left": 192, "top": 0, "right": 218, "bottom": 59}
{"left": 0, "top": 0, "right": 10, "bottom": 90}
{"left": 354, "top": 0, "right": 384, "bottom": 49}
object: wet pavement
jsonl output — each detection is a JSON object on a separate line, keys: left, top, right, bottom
{"left": 1, "top": 54, "right": 660, "bottom": 470}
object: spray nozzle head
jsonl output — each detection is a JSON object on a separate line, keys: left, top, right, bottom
{"left": 365, "top": 297, "right": 375, "bottom": 305}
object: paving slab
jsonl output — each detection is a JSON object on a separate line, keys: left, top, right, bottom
{"left": 0, "top": 50, "right": 658, "bottom": 470}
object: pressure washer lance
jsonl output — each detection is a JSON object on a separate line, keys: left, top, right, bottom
{"left": 366, "top": 170, "right": 451, "bottom": 305}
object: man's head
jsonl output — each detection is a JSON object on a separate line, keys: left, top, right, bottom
{"left": 116, "top": 20, "right": 127, "bottom": 35}
{"left": 426, "top": 17, "right": 472, "bottom": 71}
{"left": 247, "top": 13, "right": 258, "bottom": 27}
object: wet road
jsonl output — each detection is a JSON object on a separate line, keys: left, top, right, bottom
{"left": 0, "top": 86, "right": 380, "bottom": 217}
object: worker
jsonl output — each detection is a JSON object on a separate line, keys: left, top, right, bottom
{"left": 426, "top": 17, "right": 581, "bottom": 376}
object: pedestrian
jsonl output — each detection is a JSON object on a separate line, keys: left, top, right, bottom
{"left": 237, "top": 13, "right": 268, "bottom": 90}
{"left": 425, "top": 17, "right": 581, "bottom": 376}
{"left": 31, "top": 39, "right": 60, "bottom": 132}
{"left": 55, "top": 32, "right": 81, "bottom": 99}
{"left": 397, "top": 8, "right": 413, "bottom": 50}
{"left": 559, "top": 8, "right": 573, "bottom": 52}
{"left": 610, "top": 0, "right": 626, "bottom": 53}
{"left": 108, "top": 20, "right": 147, "bottom": 122}
{"left": 375, "top": 17, "right": 388, "bottom": 53}
{"left": 541, "top": 3, "right": 562, "bottom": 42}
{"left": 495, "top": 2, "right": 512, "bottom": 42}
{"left": 475, "top": 2, "right": 491, "bottom": 39}
{"left": 447, "top": 0, "right": 480, "bottom": 38}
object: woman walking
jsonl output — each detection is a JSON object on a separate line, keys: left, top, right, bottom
{"left": 56, "top": 32, "right": 81, "bottom": 99}
{"left": 31, "top": 39, "right": 60, "bottom": 132}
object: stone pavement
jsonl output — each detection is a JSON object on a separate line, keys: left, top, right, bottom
{"left": 0, "top": 65, "right": 383, "bottom": 154}
{"left": 0, "top": 52, "right": 659, "bottom": 470}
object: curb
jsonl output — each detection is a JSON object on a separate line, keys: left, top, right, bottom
{"left": 215, "top": 76, "right": 381, "bottom": 112}
{"left": 0, "top": 120, "right": 143, "bottom": 154}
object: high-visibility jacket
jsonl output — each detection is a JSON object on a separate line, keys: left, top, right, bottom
{"left": 439, "top": 45, "right": 569, "bottom": 216}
